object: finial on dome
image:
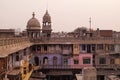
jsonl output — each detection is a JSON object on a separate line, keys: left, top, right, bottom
{"left": 32, "top": 12, "right": 35, "bottom": 18}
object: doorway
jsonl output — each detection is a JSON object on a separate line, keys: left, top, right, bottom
{"left": 53, "top": 56, "right": 58, "bottom": 65}
{"left": 34, "top": 57, "right": 39, "bottom": 66}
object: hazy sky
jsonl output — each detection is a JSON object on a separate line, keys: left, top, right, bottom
{"left": 0, "top": 0, "right": 120, "bottom": 32}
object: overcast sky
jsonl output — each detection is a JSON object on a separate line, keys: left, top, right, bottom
{"left": 0, "top": 0, "right": 120, "bottom": 32}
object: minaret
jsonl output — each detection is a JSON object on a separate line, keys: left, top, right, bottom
{"left": 42, "top": 10, "right": 52, "bottom": 38}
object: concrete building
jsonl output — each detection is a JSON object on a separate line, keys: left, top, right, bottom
{"left": 83, "top": 67, "right": 97, "bottom": 80}
{"left": 105, "top": 75, "right": 120, "bottom": 80}
{"left": 0, "top": 29, "right": 15, "bottom": 38}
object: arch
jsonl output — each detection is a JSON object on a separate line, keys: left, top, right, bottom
{"left": 34, "top": 56, "right": 39, "bottom": 66}
{"left": 43, "top": 57, "right": 48, "bottom": 65}
{"left": 53, "top": 56, "right": 58, "bottom": 65}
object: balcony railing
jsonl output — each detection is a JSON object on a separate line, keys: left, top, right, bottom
{"left": 0, "top": 37, "right": 30, "bottom": 47}
{"left": 31, "top": 37, "right": 120, "bottom": 44}
{"left": 0, "top": 37, "right": 120, "bottom": 49}
{"left": 0, "top": 37, "right": 32, "bottom": 57}
{"left": 41, "top": 64, "right": 120, "bottom": 69}
{"left": 41, "top": 65, "right": 92, "bottom": 69}
{"left": 97, "top": 69, "right": 120, "bottom": 75}
{"left": 39, "top": 50, "right": 62, "bottom": 54}
{"left": 63, "top": 50, "right": 72, "bottom": 55}
{"left": 95, "top": 64, "right": 120, "bottom": 69}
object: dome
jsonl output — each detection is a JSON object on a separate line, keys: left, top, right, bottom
{"left": 43, "top": 10, "right": 51, "bottom": 23}
{"left": 27, "top": 12, "right": 40, "bottom": 29}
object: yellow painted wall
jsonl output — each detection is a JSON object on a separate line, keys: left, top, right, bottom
{"left": 73, "top": 44, "right": 80, "bottom": 55}
{"left": 21, "top": 60, "right": 29, "bottom": 80}
{"left": 115, "top": 58, "right": 120, "bottom": 64}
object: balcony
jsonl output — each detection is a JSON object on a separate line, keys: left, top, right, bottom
{"left": 0, "top": 37, "right": 32, "bottom": 57}
{"left": 35, "top": 50, "right": 62, "bottom": 54}
{"left": 41, "top": 65, "right": 92, "bottom": 69}
{"left": 97, "top": 69, "right": 120, "bottom": 75}
{"left": 63, "top": 50, "right": 72, "bottom": 55}
{"left": 95, "top": 64, "right": 120, "bottom": 69}
{"left": 42, "top": 65, "right": 71, "bottom": 69}
{"left": 31, "top": 37, "right": 120, "bottom": 44}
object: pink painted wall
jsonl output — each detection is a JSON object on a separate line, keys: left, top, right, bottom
{"left": 70, "top": 53, "right": 93, "bottom": 68}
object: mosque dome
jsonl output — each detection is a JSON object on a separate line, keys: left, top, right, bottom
{"left": 27, "top": 12, "right": 40, "bottom": 29}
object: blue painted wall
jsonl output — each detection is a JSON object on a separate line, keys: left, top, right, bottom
{"left": 38, "top": 53, "right": 62, "bottom": 65}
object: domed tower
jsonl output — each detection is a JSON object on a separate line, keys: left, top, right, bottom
{"left": 26, "top": 12, "right": 41, "bottom": 39}
{"left": 42, "top": 10, "right": 52, "bottom": 38}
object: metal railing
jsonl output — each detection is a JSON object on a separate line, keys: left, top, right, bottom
{"left": 95, "top": 64, "right": 120, "bottom": 69}
{"left": 97, "top": 70, "right": 120, "bottom": 75}
{"left": 41, "top": 65, "right": 92, "bottom": 69}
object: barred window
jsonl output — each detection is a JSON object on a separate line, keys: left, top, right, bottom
{"left": 99, "top": 58, "right": 106, "bottom": 64}
{"left": 83, "top": 58, "right": 91, "bottom": 64}
{"left": 74, "top": 59, "right": 79, "bottom": 64}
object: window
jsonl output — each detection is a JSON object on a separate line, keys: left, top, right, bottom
{"left": 90, "top": 33, "right": 92, "bottom": 37}
{"left": 32, "top": 45, "right": 36, "bottom": 51}
{"left": 82, "top": 44, "right": 86, "bottom": 51}
{"left": 92, "top": 44, "right": 96, "bottom": 51}
{"left": 110, "top": 45, "right": 114, "bottom": 51}
{"left": 83, "top": 58, "right": 91, "bottom": 64}
{"left": 0, "top": 59, "right": 5, "bottom": 70}
{"left": 43, "top": 57, "right": 48, "bottom": 64}
{"left": 44, "top": 45, "right": 47, "bottom": 51}
{"left": 16, "top": 52, "right": 20, "bottom": 61}
{"left": 37, "top": 45, "right": 41, "bottom": 51}
{"left": 97, "top": 44, "right": 103, "bottom": 50}
{"left": 74, "top": 60, "right": 79, "bottom": 64}
{"left": 99, "top": 58, "right": 106, "bottom": 64}
{"left": 53, "top": 56, "right": 57, "bottom": 65}
{"left": 16, "top": 55, "right": 19, "bottom": 61}
{"left": 63, "top": 59, "right": 68, "bottom": 65}
{"left": 110, "top": 59, "right": 114, "bottom": 64}
{"left": 47, "top": 33, "right": 50, "bottom": 37}
{"left": 24, "top": 49, "right": 26, "bottom": 56}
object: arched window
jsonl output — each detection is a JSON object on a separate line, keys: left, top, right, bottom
{"left": 43, "top": 57, "right": 48, "bottom": 64}
{"left": 34, "top": 57, "right": 39, "bottom": 66}
{"left": 53, "top": 56, "right": 58, "bottom": 65}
